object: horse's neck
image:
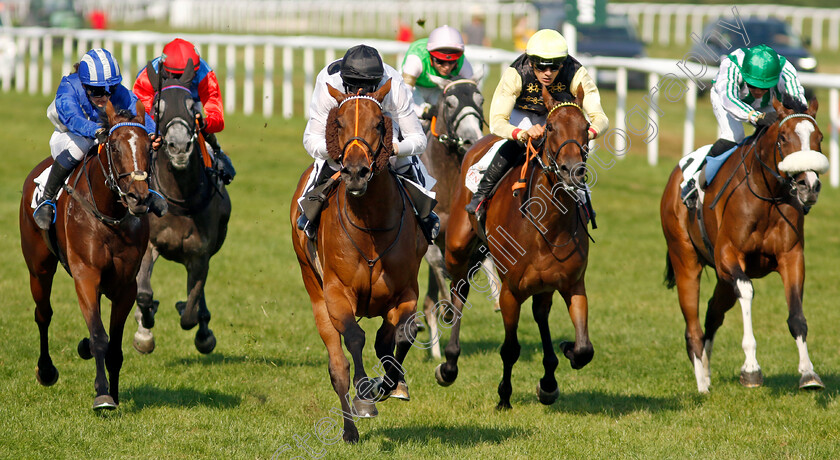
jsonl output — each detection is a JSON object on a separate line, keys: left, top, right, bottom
{"left": 76, "top": 153, "right": 122, "bottom": 215}
{"left": 742, "top": 136, "right": 784, "bottom": 196}
{"left": 342, "top": 171, "right": 402, "bottom": 227}
{"left": 523, "top": 169, "right": 580, "bottom": 236}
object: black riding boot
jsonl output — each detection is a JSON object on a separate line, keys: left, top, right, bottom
{"left": 33, "top": 162, "right": 73, "bottom": 230}
{"left": 396, "top": 166, "right": 440, "bottom": 244}
{"left": 146, "top": 190, "right": 169, "bottom": 217}
{"left": 297, "top": 163, "right": 339, "bottom": 239}
{"left": 205, "top": 132, "right": 236, "bottom": 184}
{"left": 465, "top": 141, "right": 519, "bottom": 215}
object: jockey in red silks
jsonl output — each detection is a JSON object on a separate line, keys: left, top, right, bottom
{"left": 133, "top": 38, "right": 235, "bottom": 184}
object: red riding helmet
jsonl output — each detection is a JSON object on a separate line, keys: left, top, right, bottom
{"left": 161, "top": 38, "right": 201, "bottom": 74}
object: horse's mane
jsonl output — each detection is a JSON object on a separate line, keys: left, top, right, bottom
{"left": 99, "top": 109, "right": 135, "bottom": 130}
{"left": 325, "top": 105, "right": 394, "bottom": 172}
{"left": 781, "top": 93, "right": 808, "bottom": 114}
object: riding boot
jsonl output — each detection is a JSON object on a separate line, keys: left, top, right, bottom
{"left": 205, "top": 132, "right": 236, "bottom": 184}
{"left": 146, "top": 190, "right": 169, "bottom": 217}
{"left": 33, "top": 161, "right": 74, "bottom": 230}
{"left": 396, "top": 168, "right": 440, "bottom": 244}
{"left": 465, "top": 141, "right": 519, "bottom": 215}
{"left": 298, "top": 163, "right": 339, "bottom": 239}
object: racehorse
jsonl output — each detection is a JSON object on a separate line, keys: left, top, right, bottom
{"left": 661, "top": 94, "right": 827, "bottom": 393}
{"left": 440, "top": 86, "right": 595, "bottom": 409}
{"left": 132, "top": 60, "right": 231, "bottom": 355}
{"left": 290, "top": 80, "right": 428, "bottom": 442}
{"left": 418, "top": 77, "right": 499, "bottom": 359}
{"left": 19, "top": 101, "right": 154, "bottom": 410}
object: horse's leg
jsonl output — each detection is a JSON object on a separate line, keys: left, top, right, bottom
{"left": 701, "top": 278, "right": 739, "bottom": 391}
{"left": 716, "top": 246, "right": 762, "bottom": 387}
{"left": 373, "top": 298, "right": 418, "bottom": 401}
{"left": 74, "top": 272, "right": 114, "bottom": 410}
{"left": 423, "top": 245, "right": 445, "bottom": 359}
{"left": 194, "top": 294, "right": 216, "bottom": 354}
{"left": 30, "top": 264, "right": 60, "bottom": 386}
{"left": 105, "top": 285, "right": 136, "bottom": 406}
{"left": 778, "top": 252, "right": 824, "bottom": 389}
{"left": 178, "top": 256, "right": 209, "bottom": 331}
{"left": 134, "top": 243, "right": 159, "bottom": 354}
{"left": 434, "top": 273, "right": 469, "bottom": 386}
{"left": 532, "top": 292, "right": 559, "bottom": 405}
{"left": 559, "top": 282, "right": 594, "bottom": 370}
{"left": 497, "top": 288, "right": 521, "bottom": 410}
{"left": 668, "top": 248, "right": 706, "bottom": 392}
{"left": 482, "top": 257, "right": 502, "bottom": 312}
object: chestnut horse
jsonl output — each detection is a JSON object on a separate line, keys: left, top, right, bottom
{"left": 20, "top": 101, "right": 153, "bottom": 410}
{"left": 440, "top": 86, "right": 595, "bottom": 409}
{"left": 419, "top": 78, "right": 496, "bottom": 359}
{"left": 290, "top": 80, "right": 428, "bottom": 443}
{"left": 661, "top": 95, "right": 827, "bottom": 393}
{"left": 132, "top": 60, "right": 231, "bottom": 355}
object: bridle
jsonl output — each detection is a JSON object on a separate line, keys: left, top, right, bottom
{"left": 430, "top": 80, "right": 485, "bottom": 156}
{"left": 337, "top": 94, "right": 386, "bottom": 182}
{"left": 538, "top": 102, "right": 589, "bottom": 191}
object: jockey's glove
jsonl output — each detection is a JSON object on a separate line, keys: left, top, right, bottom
{"left": 95, "top": 127, "right": 108, "bottom": 144}
{"left": 747, "top": 110, "right": 765, "bottom": 125}
{"left": 420, "top": 103, "right": 433, "bottom": 120}
{"left": 756, "top": 111, "right": 778, "bottom": 128}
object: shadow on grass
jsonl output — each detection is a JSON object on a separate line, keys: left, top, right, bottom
{"left": 367, "top": 424, "right": 529, "bottom": 450}
{"left": 121, "top": 384, "right": 241, "bottom": 412}
{"left": 745, "top": 372, "right": 840, "bottom": 407}
{"left": 168, "top": 352, "right": 322, "bottom": 368}
{"left": 532, "top": 390, "right": 681, "bottom": 416}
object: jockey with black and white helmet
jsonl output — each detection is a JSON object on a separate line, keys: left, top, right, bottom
{"left": 34, "top": 48, "right": 163, "bottom": 230}
{"left": 401, "top": 25, "right": 476, "bottom": 121}
{"left": 298, "top": 44, "right": 440, "bottom": 243}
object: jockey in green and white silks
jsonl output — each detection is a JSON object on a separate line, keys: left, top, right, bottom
{"left": 401, "top": 25, "right": 476, "bottom": 119}
{"left": 709, "top": 44, "right": 807, "bottom": 156}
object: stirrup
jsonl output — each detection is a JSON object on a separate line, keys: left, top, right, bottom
{"left": 33, "top": 199, "right": 57, "bottom": 229}
{"left": 465, "top": 195, "right": 485, "bottom": 215}
{"left": 420, "top": 212, "right": 440, "bottom": 243}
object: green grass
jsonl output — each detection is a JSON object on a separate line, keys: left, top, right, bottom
{"left": 2, "top": 87, "right": 840, "bottom": 460}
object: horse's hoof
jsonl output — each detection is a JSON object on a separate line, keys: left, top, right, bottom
{"left": 560, "top": 341, "right": 594, "bottom": 369}
{"left": 799, "top": 372, "right": 825, "bottom": 390}
{"left": 175, "top": 301, "right": 186, "bottom": 316}
{"left": 195, "top": 330, "right": 216, "bottom": 354}
{"left": 351, "top": 396, "right": 378, "bottom": 418}
{"left": 77, "top": 338, "right": 92, "bottom": 360}
{"left": 390, "top": 381, "right": 410, "bottom": 401}
{"left": 415, "top": 318, "right": 426, "bottom": 332}
{"left": 177, "top": 301, "right": 199, "bottom": 330}
{"left": 133, "top": 331, "right": 156, "bottom": 354}
{"left": 342, "top": 425, "right": 360, "bottom": 443}
{"left": 495, "top": 400, "right": 512, "bottom": 411}
{"left": 35, "top": 365, "right": 59, "bottom": 386}
{"left": 740, "top": 369, "right": 764, "bottom": 387}
{"left": 434, "top": 363, "right": 456, "bottom": 387}
{"left": 93, "top": 395, "right": 117, "bottom": 411}
{"left": 536, "top": 382, "right": 560, "bottom": 405}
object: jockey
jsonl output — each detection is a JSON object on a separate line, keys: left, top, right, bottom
{"left": 401, "top": 25, "right": 476, "bottom": 122}
{"left": 34, "top": 48, "right": 164, "bottom": 231}
{"left": 465, "top": 29, "right": 609, "bottom": 216}
{"left": 133, "top": 38, "right": 236, "bottom": 184}
{"left": 298, "top": 44, "right": 439, "bottom": 243}
{"left": 681, "top": 44, "right": 807, "bottom": 202}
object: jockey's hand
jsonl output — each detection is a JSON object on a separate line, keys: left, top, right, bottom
{"left": 196, "top": 114, "right": 206, "bottom": 132}
{"left": 150, "top": 133, "right": 162, "bottom": 150}
{"left": 420, "top": 103, "right": 433, "bottom": 121}
{"left": 95, "top": 127, "right": 108, "bottom": 145}
{"left": 522, "top": 124, "right": 545, "bottom": 141}
{"left": 747, "top": 110, "right": 764, "bottom": 125}
{"left": 756, "top": 111, "right": 778, "bottom": 128}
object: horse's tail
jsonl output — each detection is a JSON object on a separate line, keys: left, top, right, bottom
{"left": 663, "top": 251, "right": 676, "bottom": 290}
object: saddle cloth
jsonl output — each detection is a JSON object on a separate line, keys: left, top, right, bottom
{"left": 679, "top": 144, "right": 738, "bottom": 190}
{"left": 30, "top": 165, "right": 68, "bottom": 209}
{"left": 465, "top": 139, "right": 506, "bottom": 193}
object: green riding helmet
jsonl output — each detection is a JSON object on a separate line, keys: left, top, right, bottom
{"left": 739, "top": 44, "right": 783, "bottom": 89}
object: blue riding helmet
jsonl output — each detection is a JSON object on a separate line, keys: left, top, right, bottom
{"left": 79, "top": 48, "right": 122, "bottom": 87}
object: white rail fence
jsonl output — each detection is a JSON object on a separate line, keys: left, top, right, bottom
{"left": 2, "top": 27, "right": 839, "bottom": 186}
{"left": 609, "top": 3, "right": 840, "bottom": 51}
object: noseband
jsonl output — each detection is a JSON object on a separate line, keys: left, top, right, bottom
{"left": 432, "top": 80, "right": 485, "bottom": 156}
{"left": 751, "top": 112, "right": 819, "bottom": 200}
{"left": 539, "top": 102, "right": 589, "bottom": 191}
{"left": 104, "top": 122, "right": 152, "bottom": 199}
{"left": 338, "top": 94, "right": 386, "bottom": 181}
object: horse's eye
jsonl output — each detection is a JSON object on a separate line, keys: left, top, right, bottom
{"left": 446, "top": 95, "right": 458, "bottom": 108}
{"left": 546, "top": 124, "right": 553, "bottom": 132}
{"left": 474, "top": 94, "right": 483, "bottom": 106}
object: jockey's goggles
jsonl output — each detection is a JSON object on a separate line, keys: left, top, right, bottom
{"left": 430, "top": 50, "right": 462, "bottom": 62}
{"left": 342, "top": 77, "right": 379, "bottom": 95}
{"left": 85, "top": 84, "right": 117, "bottom": 98}
{"left": 528, "top": 55, "right": 565, "bottom": 72}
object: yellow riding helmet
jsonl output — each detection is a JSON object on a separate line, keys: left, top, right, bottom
{"left": 526, "top": 29, "right": 568, "bottom": 64}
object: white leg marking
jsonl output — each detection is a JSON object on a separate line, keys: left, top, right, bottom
{"left": 736, "top": 279, "right": 761, "bottom": 373}
{"left": 702, "top": 338, "right": 713, "bottom": 389}
{"left": 795, "top": 336, "right": 815, "bottom": 375}
{"left": 693, "top": 354, "right": 709, "bottom": 393}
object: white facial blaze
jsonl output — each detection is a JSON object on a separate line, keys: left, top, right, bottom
{"left": 803, "top": 170, "right": 819, "bottom": 188}
{"left": 128, "top": 131, "right": 140, "bottom": 171}
{"left": 794, "top": 120, "right": 815, "bottom": 152}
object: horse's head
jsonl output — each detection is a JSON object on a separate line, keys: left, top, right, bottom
{"left": 541, "top": 85, "right": 590, "bottom": 189}
{"left": 325, "top": 79, "right": 394, "bottom": 196}
{"left": 428, "top": 75, "right": 485, "bottom": 156}
{"left": 148, "top": 59, "right": 198, "bottom": 169}
{"left": 102, "top": 100, "right": 153, "bottom": 215}
{"left": 769, "top": 94, "right": 828, "bottom": 207}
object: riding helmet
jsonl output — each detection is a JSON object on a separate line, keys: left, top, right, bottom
{"left": 340, "top": 45, "right": 384, "bottom": 94}
{"left": 740, "top": 44, "right": 783, "bottom": 89}
{"left": 79, "top": 48, "right": 122, "bottom": 87}
{"left": 526, "top": 29, "right": 568, "bottom": 67}
{"left": 427, "top": 25, "right": 465, "bottom": 61}
{"left": 161, "top": 38, "right": 201, "bottom": 74}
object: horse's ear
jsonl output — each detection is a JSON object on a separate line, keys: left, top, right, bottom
{"left": 470, "top": 64, "right": 485, "bottom": 84}
{"left": 372, "top": 78, "right": 392, "bottom": 103}
{"left": 427, "top": 74, "right": 448, "bottom": 90}
{"left": 181, "top": 59, "right": 196, "bottom": 85}
{"left": 147, "top": 61, "right": 160, "bottom": 92}
{"left": 772, "top": 95, "right": 791, "bottom": 118}
{"left": 105, "top": 99, "right": 117, "bottom": 125}
{"left": 542, "top": 85, "right": 556, "bottom": 111}
{"left": 327, "top": 84, "right": 347, "bottom": 104}
{"left": 574, "top": 84, "right": 585, "bottom": 107}
{"left": 135, "top": 100, "right": 146, "bottom": 125}
{"left": 807, "top": 97, "right": 818, "bottom": 117}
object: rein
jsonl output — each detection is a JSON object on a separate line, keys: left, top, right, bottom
{"left": 338, "top": 94, "right": 385, "bottom": 181}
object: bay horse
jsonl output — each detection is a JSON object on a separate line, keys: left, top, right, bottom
{"left": 19, "top": 100, "right": 154, "bottom": 410}
{"left": 661, "top": 95, "right": 827, "bottom": 393}
{"left": 290, "top": 80, "right": 428, "bottom": 443}
{"left": 419, "top": 77, "right": 499, "bottom": 359}
{"left": 440, "top": 86, "right": 595, "bottom": 409}
{"left": 132, "top": 60, "right": 231, "bottom": 355}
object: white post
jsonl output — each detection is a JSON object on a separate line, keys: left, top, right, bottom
{"left": 828, "top": 14, "right": 839, "bottom": 51}
{"left": 642, "top": 7, "right": 656, "bottom": 45}
{"left": 811, "top": 15, "right": 823, "bottom": 52}
{"left": 829, "top": 88, "right": 839, "bottom": 187}
{"left": 28, "top": 37, "right": 38, "bottom": 95}
{"left": 675, "top": 11, "right": 688, "bottom": 45}
{"left": 647, "top": 72, "right": 659, "bottom": 166}
{"left": 15, "top": 36, "right": 25, "bottom": 93}
{"left": 225, "top": 44, "right": 236, "bottom": 114}
{"left": 683, "top": 80, "right": 697, "bottom": 157}
{"left": 136, "top": 43, "right": 147, "bottom": 75}
{"left": 615, "top": 66, "right": 627, "bottom": 159}
{"left": 41, "top": 34, "right": 51, "bottom": 95}
{"left": 62, "top": 35, "right": 72, "bottom": 78}
{"left": 658, "top": 8, "right": 671, "bottom": 46}
{"left": 263, "top": 45, "right": 274, "bottom": 118}
{"left": 121, "top": 41, "right": 132, "bottom": 87}
{"left": 303, "top": 47, "right": 314, "bottom": 119}
{"left": 243, "top": 44, "right": 254, "bottom": 115}
{"left": 282, "top": 46, "right": 292, "bottom": 119}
